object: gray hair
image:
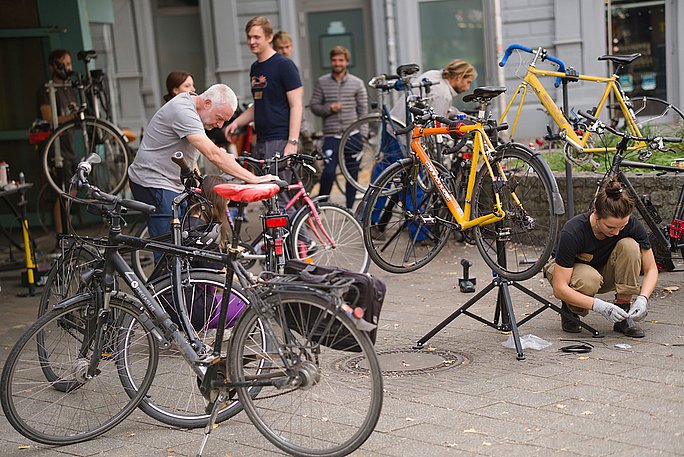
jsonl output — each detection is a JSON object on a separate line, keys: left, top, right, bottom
{"left": 200, "top": 84, "right": 238, "bottom": 112}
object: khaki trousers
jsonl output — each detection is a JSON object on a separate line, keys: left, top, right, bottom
{"left": 545, "top": 238, "right": 642, "bottom": 316}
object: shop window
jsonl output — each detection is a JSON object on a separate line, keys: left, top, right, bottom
{"left": 419, "top": 0, "right": 484, "bottom": 110}
{"left": 608, "top": 0, "right": 666, "bottom": 100}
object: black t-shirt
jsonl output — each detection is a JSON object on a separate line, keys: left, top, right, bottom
{"left": 553, "top": 212, "right": 650, "bottom": 269}
{"left": 250, "top": 53, "right": 302, "bottom": 141}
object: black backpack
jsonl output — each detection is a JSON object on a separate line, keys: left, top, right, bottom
{"left": 283, "top": 260, "right": 386, "bottom": 351}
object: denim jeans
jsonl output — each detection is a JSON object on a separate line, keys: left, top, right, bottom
{"left": 319, "top": 134, "right": 362, "bottom": 209}
{"left": 129, "top": 181, "right": 186, "bottom": 262}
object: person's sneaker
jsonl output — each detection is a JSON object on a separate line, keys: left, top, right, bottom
{"left": 560, "top": 301, "right": 582, "bottom": 333}
{"left": 613, "top": 317, "right": 645, "bottom": 338}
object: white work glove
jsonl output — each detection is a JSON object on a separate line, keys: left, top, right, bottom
{"left": 629, "top": 295, "right": 648, "bottom": 321}
{"left": 592, "top": 298, "right": 629, "bottom": 323}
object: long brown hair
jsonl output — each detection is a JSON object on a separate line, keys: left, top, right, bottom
{"left": 200, "top": 175, "right": 230, "bottom": 247}
{"left": 164, "top": 71, "right": 193, "bottom": 103}
{"left": 594, "top": 177, "right": 634, "bottom": 219}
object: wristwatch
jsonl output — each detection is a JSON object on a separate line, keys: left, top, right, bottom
{"left": 288, "top": 138, "right": 299, "bottom": 145}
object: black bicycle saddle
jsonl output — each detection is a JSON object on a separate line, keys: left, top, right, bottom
{"left": 462, "top": 86, "right": 507, "bottom": 103}
{"left": 598, "top": 53, "right": 641, "bottom": 65}
{"left": 396, "top": 64, "right": 420, "bottom": 78}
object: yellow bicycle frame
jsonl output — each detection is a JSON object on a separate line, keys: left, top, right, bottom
{"left": 409, "top": 123, "right": 507, "bottom": 230}
{"left": 500, "top": 66, "right": 647, "bottom": 153}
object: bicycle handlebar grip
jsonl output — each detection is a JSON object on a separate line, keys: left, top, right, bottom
{"left": 395, "top": 123, "right": 414, "bottom": 135}
{"left": 499, "top": 43, "right": 534, "bottom": 67}
{"left": 408, "top": 106, "right": 426, "bottom": 116}
{"left": 577, "top": 110, "right": 598, "bottom": 123}
{"left": 298, "top": 153, "right": 316, "bottom": 164}
{"left": 544, "top": 53, "right": 567, "bottom": 88}
{"left": 663, "top": 137, "right": 683, "bottom": 143}
{"left": 121, "top": 199, "right": 157, "bottom": 214}
{"left": 172, "top": 151, "right": 193, "bottom": 178}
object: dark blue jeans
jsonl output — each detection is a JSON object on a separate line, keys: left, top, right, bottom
{"left": 319, "top": 134, "right": 362, "bottom": 209}
{"left": 129, "top": 181, "right": 186, "bottom": 262}
{"left": 369, "top": 134, "right": 427, "bottom": 241}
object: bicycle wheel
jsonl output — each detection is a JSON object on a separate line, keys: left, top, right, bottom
{"left": 1, "top": 293, "right": 158, "bottom": 445}
{"left": 472, "top": 142, "right": 560, "bottom": 281}
{"left": 119, "top": 271, "right": 254, "bottom": 428}
{"left": 38, "top": 239, "right": 102, "bottom": 318}
{"left": 338, "top": 113, "right": 405, "bottom": 194}
{"left": 42, "top": 117, "right": 131, "bottom": 195}
{"left": 230, "top": 290, "right": 382, "bottom": 457}
{"left": 290, "top": 202, "right": 370, "bottom": 273}
{"left": 361, "top": 158, "right": 455, "bottom": 273}
{"left": 631, "top": 97, "right": 684, "bottom": 154}
{"left": 130, "top": 223, "right": 155, "bottom": 282}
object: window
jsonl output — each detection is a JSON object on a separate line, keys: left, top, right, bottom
{"left": 608, "top": 0, "right": 666, "bottom": 99}
{"left": 419, "top": 0, "right": 484, "bottom": 109}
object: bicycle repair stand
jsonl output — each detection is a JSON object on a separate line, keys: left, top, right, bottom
{"left": 414, "top": 236, "right": 602, "bottom": 360}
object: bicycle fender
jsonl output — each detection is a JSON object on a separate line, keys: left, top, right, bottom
{"left": 495, "top": 142, "right": 565, "bottom": 216}
{"left": 52, "top": 291, "right": 96, "bottom": 310}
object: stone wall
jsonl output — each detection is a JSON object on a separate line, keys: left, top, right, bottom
{"left": 525, "top": 172, "right": 684, "bottom": 232}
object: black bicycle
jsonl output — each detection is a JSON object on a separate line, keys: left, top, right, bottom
{"left": 1, "top": 154, "right": 383, "bottom": 457}
{"left": 579, "top": 110, "right": 684, "bottom": 271}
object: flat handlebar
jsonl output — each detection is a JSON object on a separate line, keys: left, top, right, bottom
{"left": 500, "top": 43, "right": 567, "bottom": 88}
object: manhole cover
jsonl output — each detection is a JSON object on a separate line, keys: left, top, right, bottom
{"left": 336, "top": 348, "right": 468, "bottom": 377}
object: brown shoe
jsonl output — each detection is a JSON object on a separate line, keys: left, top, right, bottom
{"left": 560, "top": 302, "right": 582, "bottom": 333}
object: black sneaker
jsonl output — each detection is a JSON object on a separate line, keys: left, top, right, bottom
{"left": 613, "top": 318, "right": 645, "bottom": 338}
{"left": 560, "top": 302, "right": 582, "bottom": 333}
{"left": 613, "top": 303, "right": 645, "bottom": 338}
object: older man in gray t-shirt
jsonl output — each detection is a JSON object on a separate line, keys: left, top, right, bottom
{"left": 128, "top": 84, "right": 275, "bottom": 238}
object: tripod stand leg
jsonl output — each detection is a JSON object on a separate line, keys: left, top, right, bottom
{"left": 510, "top": 282, "right": 602, "bottom": 337}
{"left": 498, "top": 280, "right": 525, "bottom": 360}
{"left": 414, "top": 280, "right": 497, "bottom": 349}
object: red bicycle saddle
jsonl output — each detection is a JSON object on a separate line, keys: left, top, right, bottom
{"left": 213, "top": 182, "right": 281, "bottom": 202}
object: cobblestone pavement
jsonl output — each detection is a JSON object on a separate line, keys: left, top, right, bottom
{"left": 1, "top": 226, "right": 682, "bottom": 457}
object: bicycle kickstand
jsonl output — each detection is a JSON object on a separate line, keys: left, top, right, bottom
{"left": 196, "top": 391, "right": 227, "bottom": 457}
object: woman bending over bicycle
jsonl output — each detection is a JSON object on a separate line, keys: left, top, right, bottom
{"left": 545, "top": 178, "right": 658, "bottom": 338}
{"left": 370, "top": 59, "right": 476, "bottom": 240}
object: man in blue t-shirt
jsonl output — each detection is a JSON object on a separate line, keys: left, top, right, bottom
{"left": 227, "top": 16, "right": 303, "bottom": 162}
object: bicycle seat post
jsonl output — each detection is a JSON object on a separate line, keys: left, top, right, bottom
{"left": 229, "top": 201, "right": 248, "bottom": 256}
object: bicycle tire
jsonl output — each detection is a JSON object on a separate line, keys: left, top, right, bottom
{"left": 361, "top": 158, "right": 454, "bottom": 273}
{"left": 1, "top": 293, "right": 158, "bottom": 445}
{"left": 472, "top": 143, "right": 560, "bottom": 281}
{"left": 290, "top": 202, "right": 370, "bottom": 273}
{"left": 119, "top": 271, "right": 256, "bottom": 429}
{"left": 338, "top": 113, "right": 406, "bottom": 194}
{"left": 130, "top": 223, "right": 154, "bottom": 282}
{"left": 41, "top": 117, "right": 131, "bottom": 195}
{"left": 230, "top": 289, "right": 382, "bottom": 457}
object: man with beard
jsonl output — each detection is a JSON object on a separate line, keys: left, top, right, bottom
{"left": 309, "top": 45, "right": 368, "bottom": 209}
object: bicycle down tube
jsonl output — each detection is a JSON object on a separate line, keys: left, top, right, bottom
{"left": 410, "top": 124, "right": 505, "bottom": 230}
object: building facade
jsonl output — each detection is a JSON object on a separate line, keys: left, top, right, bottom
{"left": 0, "top": 0, "right": 681, "bottom": 199}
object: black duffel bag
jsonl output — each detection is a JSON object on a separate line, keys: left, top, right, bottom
{"left": 283, "top": 260, "right": 386, "bottom": 351}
